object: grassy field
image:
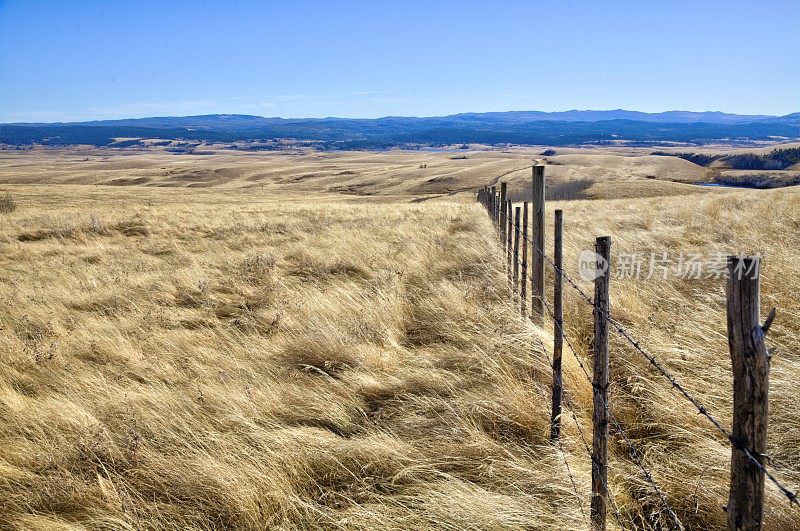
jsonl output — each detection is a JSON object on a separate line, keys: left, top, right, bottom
{"left": 0, "top": 147, "right": 798, "bottom": 529}
{"left": 0, "top": 145, "right": 715, "bottom": 198}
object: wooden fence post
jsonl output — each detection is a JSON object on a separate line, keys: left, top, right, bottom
{"left": 490, "top": 186, "right": 497, "bottom": 225}
{"left": 506, "top": 200, "right": 513, "bottom": 289}
{"left": 531, "top": 166, "right": 545, "bottom": 323}
{"left": 551, "top": 209, "right": 564, "bottom": 441}
{"left": 500, "top": 182, "right": 507, "bottom": 247}
{"left": 521, "top": 202, "right": 529, "bottom": 317}
{"left": 592, "top": 236, "right": 611, "bottom": 531}
{"left": 495, "top": 190, "right": 500, "bottom": 229}
{"left": 513, "top": 206, "right": 521, "bottom": 297}
{"left": 726, "top": 256, "right": 772, "bottom": 531}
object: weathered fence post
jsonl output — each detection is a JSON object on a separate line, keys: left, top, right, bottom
{"left": 726, "top": 255, "right": 772, "bottom": 531}
{"left": 513, "top": 206, "right": 521, "bottom": 297}
{"left": 592, "top": 236, "right": 611, "bottom": 531}
{"left": 531, "top": 166, "right": 545, "bottom": 323}
{"left": 490, "top": 186, "right": 497, "bottom": 225}
{"left": 500, "top": 182, "right": 507, "bottom": 246}
{"left": 551, "top": 209, "right": 564, "bottom": 441}
{"left": 506, "top": 200, "right": 513, "bottom": 289}
{"left": 495, "top": 190, "right": 500, "bottom": 228}
{"left": 520, "top": 202, "right": 529, "bottom": 317}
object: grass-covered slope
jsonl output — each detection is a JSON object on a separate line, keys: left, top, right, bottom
{"left": 0, "top": 189, "right": 581, "bottom": 529}
{"left": 0, "top": 183, "right": 798, "bottom": 529}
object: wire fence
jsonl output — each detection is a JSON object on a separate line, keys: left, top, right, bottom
{"left": 476, "top": 181, "right": 799, "bottom": 530}
{"left": 541, "top": 272, "right": 683, "bottom": 530}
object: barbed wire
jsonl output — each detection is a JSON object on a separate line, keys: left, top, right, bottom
{"left": 491, "top": 221, "right": 628, "bottom": 525}
{"left": 562, "top": 394, "right": 629, "bottom": 528}
{"left": 544, "top": 241, "right": 799, "bottom": 508}
{"left": 496, "top": 201, "right": 800, "bottom": 508}
{"left": 534, "top": 299, "right": 625, "bottom": 528}
{"left": 540, "top": 295, "right": 683, "bottom": 530}
{"left": 557, "top": 422, "right": 589, "bottom": 521}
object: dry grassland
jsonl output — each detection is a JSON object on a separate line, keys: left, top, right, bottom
{"left": 0, "top": 147, "right": 798, "bottom": 530}
{"left": 0, "top": 146, "right": 714, "bottom": 199}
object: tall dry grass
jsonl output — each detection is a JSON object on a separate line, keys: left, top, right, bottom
{"left": 537, "top": 188, "right": 800, "bottom": 529}
{"left": 0, "top": 188, "right": 582, "bottom": 530}
{"left": 0, "top": 191, "right": 17, "bottom": 214}
{"left": 0, "top": 183, "right": 798, "bottom": 530}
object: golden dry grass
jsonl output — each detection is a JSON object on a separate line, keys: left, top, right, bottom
{"left": 0, "top": 148, "right": 798, "bottom": 530}
{"left": 0, "top": 145, "right": 716, "bottom": 199}
{"left": 542, "top": 189, "right": 800, "bottom": 530}
{"left": 0, "top": 186, "right": 584, "bottom": 529}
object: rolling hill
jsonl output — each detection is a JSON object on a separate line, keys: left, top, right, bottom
{"left": 2, "top": 110, "right": 799, "bottom": 149}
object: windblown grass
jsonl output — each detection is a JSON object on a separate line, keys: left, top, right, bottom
{"left": 0, "top": 187, "right": 583, "bottom": 529}
{"left": 537, "top": 188, "right": 800, "bottom": 529}
{"left": 0, "top": 176, "right": 798, "bottom": 529}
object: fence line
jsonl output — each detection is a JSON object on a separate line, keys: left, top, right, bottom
{"left": 539, "top": 231, "right": 800, "bottom": 511}
{"left": 476, "top": 170, "right": 798, "bottom": 530}
{"left": 503, "top": 190, "right": 798, "bottom": 509}
{"left": 538, "top": 294, "right": 626, "bottom": 528}
{"left": 541, "top": 274, "right": 682, "bottom": 530}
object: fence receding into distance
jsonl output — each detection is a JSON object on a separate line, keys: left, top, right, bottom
{"left": 475, "top": 168, "right": 798, "bottom": 531}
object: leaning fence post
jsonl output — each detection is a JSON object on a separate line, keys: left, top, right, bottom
{"left": 500, "top": 182, "right": 508, "bottom": 246}
{"left": 506, "top": 200, "right": 513, "bottom": 290}
{"left": 531, "top": 165, "right": 545, "bottom": 323}
{"left": 551, "top": 209, "right": 564, "bottom": 441}
{"left": 513, "top": 206, "right": 521, "bottom": 297}
{"left": 591, "top": 236, "right": 611, "bottom": 531}
{"left": 520, "top": 202, "right": 529, "bottom": 317}
{"left": 726, "top": 256, "right": 771, "bottom": 531}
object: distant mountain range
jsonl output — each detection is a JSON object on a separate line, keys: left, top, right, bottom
{"left": 2, "top": 110, "right": 799, "bottom": 149}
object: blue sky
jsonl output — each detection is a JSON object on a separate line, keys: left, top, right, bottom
{"left": 1, "top": 0, "right": 798, "bottom": 122}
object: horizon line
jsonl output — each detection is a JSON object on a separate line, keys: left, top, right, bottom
{"left": 3, "top": 107, "right": 799, "bottom": 125}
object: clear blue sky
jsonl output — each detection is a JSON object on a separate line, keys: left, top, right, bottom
{"left": 1, "top": 0, "right": 798, "bottom": 122}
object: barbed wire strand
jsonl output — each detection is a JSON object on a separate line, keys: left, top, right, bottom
{"left": 492, "top": 219, "right": 628, "bottom": 526}
{"left": 505, "top": 213, "right": 709, "bottom": 528}
{"left": 541, "top": 295, "right": 679, "bottom": 530}
{"left": 500, "top": 208, "right": 800, "bottom": 508}
{"left": 557, "top": 425, "right": 589, "bottom": 521}
{"left": 535, "top": 300, "right": 625, "bottom": 528}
